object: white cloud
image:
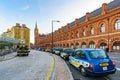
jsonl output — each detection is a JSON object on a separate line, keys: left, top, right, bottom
{"left": 20, "top": 5, "right": 30, "bottom": 11}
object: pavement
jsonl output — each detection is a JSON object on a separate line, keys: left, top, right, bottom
{"left": 53, "top": 54, "right": 73, "bottom": 80}
{"left": 0, "top": 51, "right": 74, "bottom": 80}
{"left": 0, "top": 52, "right": 17, "bottom": 61}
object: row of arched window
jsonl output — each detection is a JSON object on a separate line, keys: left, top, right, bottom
{"left": 55, "top": 41, "right": 120, "bottom": 51}
{"left": 82, "top": 19, "right": 120, "bottom": 36}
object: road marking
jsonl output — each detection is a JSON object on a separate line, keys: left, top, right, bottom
{"left": 116, "top": 67, "right": 120, "bottom": 71}
{"left": 44, "top": 55, "right": 54, "bottom": 80}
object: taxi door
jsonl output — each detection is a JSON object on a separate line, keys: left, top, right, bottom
{"left": 72, "top": 51, "right": 81, "bottom": 68}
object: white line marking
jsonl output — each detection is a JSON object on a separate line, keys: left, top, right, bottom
{"left": 116, "top": 68, "right": 120, "bottom": 71}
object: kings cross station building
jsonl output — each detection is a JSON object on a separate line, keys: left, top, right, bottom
{"left": 34, "top": 0, "right": 120, "bottom": 52}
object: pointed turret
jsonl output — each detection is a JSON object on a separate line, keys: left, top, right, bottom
{"left": 34, "top": 21, "right": 38, "bottom": 34}
{"left": 34, "top": 21, "right": 39, "bottom": 45}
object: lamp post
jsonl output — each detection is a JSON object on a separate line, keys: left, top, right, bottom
{"left": 52, "top": 20, "right": 60, "bottom": 53}
{"left": 107, "top": 18, "right": 110, "bottom": 53}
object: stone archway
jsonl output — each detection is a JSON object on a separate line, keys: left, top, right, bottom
{"left": 97, "top": 39, "right": 107, "bottom": 48}
{"left": 89, "top": 41, "right": 95, "bottom": 48}
{"left": 99, "top": 42, "right": 107, "bottom": 49}
{"left": 71, "top": 43, "right": 74, "bottom": 49}
{"left": 66, "top": 43, "right": 69, "bottom": 48}
{"left": 112, "top": 41, "right": 120, "bottom": 51}
{"left": 63, "top": 44, "right": 65, "bottom": 48}
{"left": 111, "top": 37, "right": 120, "bottom": 51}
{"left": 75, "top": 42, "right": 79, "bottom": 49}
{"left": 81, "top": 42, "right": 86, "bottom": 48}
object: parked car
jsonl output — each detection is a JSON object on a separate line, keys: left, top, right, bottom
{"left": 60, "top": 48, "right": 74, "bottom": 60}
{"left": 39, "top": 47, "right": 45, "bottom": 51}
{"left": 69, "top": 48, "right": 116, "bottom": 76}
{"left": 50, "top": 48, "right": 56, "bottom": 54}
{"left": 17, "top": 46, "right": 30, "bottom": 56}
{"left": 45, "top": 48, "right": 50, "bottom": 52}
{"left": 54, "top": 48, "right": 63, "bottom": 55}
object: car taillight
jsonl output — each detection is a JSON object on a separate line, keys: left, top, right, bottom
{"left": 112, "top": 60, "right": 116, "bottom": 67}
{"left": 89, "top": 63, "right": 93, "bottom": 69}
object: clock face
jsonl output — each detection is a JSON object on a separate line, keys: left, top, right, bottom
{"left": 35, "top": 29, "right": 38, "bottom": 33}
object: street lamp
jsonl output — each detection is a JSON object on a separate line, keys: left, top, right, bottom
{"left": 52, "top": 20, "right": 60, "bottom": 53}
{"left": 107, "top": 18, "right": 110, "bottom": 53}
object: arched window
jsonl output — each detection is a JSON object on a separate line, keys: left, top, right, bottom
{"left": 66, "top": 43, "right": 69, "bottom": 47}
{"left": 113, "top": 41, "right": 120, "bottom": 50}
{"left": 90, "top": 27, "right": 94, "bottom": 35}
{"left": 82, "top": 42, "right": 86, "bottom": 48}
{"left": 71, "top": 33, "right": 74, "bottom": 39}
{"left": 115, "top": 19, "right": 120, "bottom": 30}
{"left": 83, "top": 30, "right": 86, "bottom": 36}
{"left": 71, "top": 43, "right": 74, "bottom": 49}
{"left": 100, "top": 42, "right": 107, "bottom": 49}
{"left": 63, "top": 44, "right": 65, "bottom": 47}
{"left": 76, "top": 42, "right": 79, "bottom": 49}
{"left": 76, "top": 32, "right": 79, "bottom": 38}
{"left": 100, "top": 24, "right": 105, "bottom": 32}
{"left": 89, "top": 41, "right": 95, "bottom": 48}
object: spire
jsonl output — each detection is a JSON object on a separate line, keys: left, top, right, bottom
{"left": 34, "top": 21, "right": 39, "bottom": 34}
{"left": 35, "top": 21, "right": 38, "bottom": 29}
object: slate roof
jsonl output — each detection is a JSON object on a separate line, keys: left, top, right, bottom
{"left": 65, "top": 0, "right": 120, "bottom": 28}
{"left": 107, "top": 0, "right": 120, "bottom": 10}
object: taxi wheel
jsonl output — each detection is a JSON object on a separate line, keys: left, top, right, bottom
{"left": 80, "top": 66, "right": 87, "bottom": 76}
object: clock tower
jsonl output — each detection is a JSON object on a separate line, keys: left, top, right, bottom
{"left": 34, "top": 22, "right": 39, "bottom": 46}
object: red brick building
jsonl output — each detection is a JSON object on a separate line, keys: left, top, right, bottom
{"left": 34, "top": 0, "right": 120, "bottom": 52}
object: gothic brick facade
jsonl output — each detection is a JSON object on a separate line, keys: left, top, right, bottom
{"left": 34, "top": 0, "right": 120, "bottom": 52}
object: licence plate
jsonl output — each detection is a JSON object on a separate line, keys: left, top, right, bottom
{"left": 103, "top": 67, "right": 107, "bottom": 70}
{"left": 99, "top": 63, "right": 109, "bottom": 67}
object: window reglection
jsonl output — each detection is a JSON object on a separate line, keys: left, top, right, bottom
{"left": 83, "top": 30, "right": 86, "bottom": 36}
{"left": 100, "top": 24, "right": 105, "bottom": 32}
{"left": 115, "top": 19, "right": 120, "bottom": 30}
{"left": 90, "top": 27, "right": 94, "bottom": 34}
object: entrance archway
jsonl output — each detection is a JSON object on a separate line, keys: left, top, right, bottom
{"left": 81, "top": 42, "right": 86, "bottom": 48}
{"left": 100, "top": 42, "right": 107, "bottom": 49}
{"left": 112, "top": 41, "right": 120, "bottom": 50}
{"left": 89, "top": 41, "right": 95, "bottom": 48}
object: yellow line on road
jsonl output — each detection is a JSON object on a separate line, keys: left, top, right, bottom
{"left": 44, "top": 55, "right": 54, "bottom": 80}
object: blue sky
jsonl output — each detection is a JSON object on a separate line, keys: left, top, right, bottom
{"left": 0, "top": 0, "right": 113, "bottom": 43}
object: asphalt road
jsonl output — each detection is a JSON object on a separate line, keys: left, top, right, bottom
{"left": 0, "top": 50, "right": 53, "bottom": 80}
{"left": 66, "top": 52, "right": 120, "bottom": 80}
